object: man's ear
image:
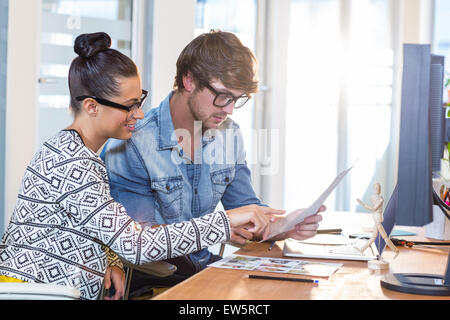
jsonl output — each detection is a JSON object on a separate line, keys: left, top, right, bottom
{"left": 182, "top": 71, "right": 196, "bottom": 93}
{"left": 82, "top": 98, "right": 98, "bottom": 116}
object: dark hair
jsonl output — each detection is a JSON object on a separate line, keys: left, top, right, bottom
{"left": 69, "top": 32, "right": 138, "bottom": 114}
{"left": 174, "top": 30, "right": 258, "bottom": 95}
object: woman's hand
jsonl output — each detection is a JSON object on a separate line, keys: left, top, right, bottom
{"left": 226, "top": 205, "right": 285, "bottom": 244}
{"left": 103, "top": 266, "right": 125, "bottom": 300}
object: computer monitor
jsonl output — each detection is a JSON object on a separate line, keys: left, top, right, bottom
{"left": 379, "top": 44, "right": 450, "bottom": 295}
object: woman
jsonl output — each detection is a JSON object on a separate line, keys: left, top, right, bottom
{"left": 0, "top": 32, "right": 279, "bottom": 300}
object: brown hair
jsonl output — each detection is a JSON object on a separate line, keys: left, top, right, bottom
{"left": 174, "top": 30, "right": 258, "bottom": 95}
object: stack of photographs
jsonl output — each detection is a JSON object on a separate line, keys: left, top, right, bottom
{"left": 208, "top": 255, "right": 342, "bottom": 277}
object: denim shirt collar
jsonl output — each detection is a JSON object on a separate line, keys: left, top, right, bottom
{"left": 157, "top": 91, "right": 179, "bottom": 151}
{"left": 157, "top": 91, "right": 216, "bottom": 152}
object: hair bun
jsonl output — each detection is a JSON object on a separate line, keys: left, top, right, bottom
{"left": 74, "top": 32, "right": 112, "bottom": 59}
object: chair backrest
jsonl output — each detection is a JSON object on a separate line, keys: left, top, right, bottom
{"left": 0, "top": 283, "right": 80, "bottom": 300}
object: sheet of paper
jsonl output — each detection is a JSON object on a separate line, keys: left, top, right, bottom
{"left": 264, "top": 165, "right": 354, "bottom": 240}
{"left": 283, "top": 238, "right": 378, "bottom": 261}
{"left": 299, "top": 234, "right": 356, "bottom": 245}
{"left": 208, "top": 254, "right": 342, "bottom": 277}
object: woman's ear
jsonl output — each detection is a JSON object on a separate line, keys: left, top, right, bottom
{"left": 82, "top": 98, "right": 98, "bottom": 116}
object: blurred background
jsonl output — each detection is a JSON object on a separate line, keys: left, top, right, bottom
{"left": 1, "top": 0, "right": 449, "bottom": 234}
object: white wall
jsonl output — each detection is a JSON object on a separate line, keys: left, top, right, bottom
{"left": 150, "top": 0, "right": 196, "bottom": 108}
{"left": 259, "top": 0, "right": 290, "bottom": 209}
{"left": 4, "top": 0, "right": 41, "bottom": 228}
{"left": 402, "top": 0, "right": 434, "bottom": 44}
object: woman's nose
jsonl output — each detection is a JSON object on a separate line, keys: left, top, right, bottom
{"left": 134, "top": 108, "right": 145, "bottom": 120}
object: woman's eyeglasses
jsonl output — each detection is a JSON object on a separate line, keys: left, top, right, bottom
{"left": 76, "top": 90, "right": 148, "bottom": 119}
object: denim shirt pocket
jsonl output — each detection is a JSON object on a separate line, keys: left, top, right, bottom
{"left": 151, "top": 176, "right": 183, "bottom": 221}
{"left": 210, "top": 167, "right": 235, "bottom": 211}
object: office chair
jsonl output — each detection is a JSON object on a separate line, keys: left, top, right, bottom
{"left": 101, "top": 260, "right": 177, "bottom": 300}
{"left": 101, "top": 240, "right": 251, "bottom": 300}
{"left": 111, "top": 242, "right": 249, "bottom": 300}
{"left": 0, "top": 282, "right": 80, "bottom": 300}
{"left": 122, "top": 260, "right": 177, "bottom": 299}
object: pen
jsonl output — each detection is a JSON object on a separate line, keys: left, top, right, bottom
{"left": 248, "top": 275, "right": 319, "bottom": 283}
{"left": 268, "top": 241, "right": 276, "bottom": 251}
{"left": 317, "top": 228, "right": 342, "bottom": 234}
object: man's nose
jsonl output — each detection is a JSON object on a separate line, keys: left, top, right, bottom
{"left": 222, "top": 102, "right": 234, "bottom": 115}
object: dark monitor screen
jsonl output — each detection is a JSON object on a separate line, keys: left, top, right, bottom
{"left": 396, "top": 44, "right": 445, "bottom": 227}
{"left": 380, "top": 44, "right": 450, "bottom": 296}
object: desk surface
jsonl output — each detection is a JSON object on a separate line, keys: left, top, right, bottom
{"left": 154, "top": 212, "right": 450, "bottom": 300}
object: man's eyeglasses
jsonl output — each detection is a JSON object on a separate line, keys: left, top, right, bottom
{"left": 203, "top": 83, "right": 250, "bottom": 109}
{"left": 76, "top": 90, "right": 148, "bottom": 118}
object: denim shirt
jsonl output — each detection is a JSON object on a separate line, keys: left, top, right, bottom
{"left": 101, "top": 91, "right": 262, "bottom": 269}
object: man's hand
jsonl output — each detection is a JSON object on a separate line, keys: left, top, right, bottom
{"left": 267, "top": 205, "right": 326, "bottom": 241}
{"left": 226, "top": 205, "right": 285, "bottom": 244}
{"left": 103, "top": 266, "right": 125, "bottom": 300}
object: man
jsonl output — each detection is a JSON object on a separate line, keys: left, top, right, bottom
{"left": 101, "top": 31, "right": 323, "bottom": 296}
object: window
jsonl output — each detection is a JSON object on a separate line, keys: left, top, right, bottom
{"left": 195, "top": 0, "right": 258, "bottom": 166}
{"left": 433, "top": 0, "right": 450, "bottom": 106}
{"left": 38, "top": 0, "right": 135, "bottom": 146}
{"left": 284, "top": 0, "right": 395, "bottom": 212}
{"left": 0, "top": 0, "right": 8, "bottom": 233}
{"left": 195, "top": 0, "right": 258, "bottom": 257}
{"left": 2, "top": 0, "right": 152, "bottom": 234}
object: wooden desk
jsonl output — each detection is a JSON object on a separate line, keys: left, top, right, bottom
{"left": 154, "top": 212, "right": 450, "bottom": 300}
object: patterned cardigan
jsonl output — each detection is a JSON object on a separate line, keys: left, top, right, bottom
{"left": 0, "top": 130, "right": 231, "bottom": 299}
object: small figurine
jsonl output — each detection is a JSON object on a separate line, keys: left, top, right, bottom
{"left": 356, "top": 183, "right": 399, "bottom": 269}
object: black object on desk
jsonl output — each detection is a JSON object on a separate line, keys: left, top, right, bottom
{"left": 317, "top": 229, "right": 342, "bottom": 234}
{"left": 248, "top": 274, "right": 319, "bottom": 283}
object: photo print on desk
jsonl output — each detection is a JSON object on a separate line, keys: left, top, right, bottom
{"left": 208, "top": 255, "right": 342, "bottom": 277}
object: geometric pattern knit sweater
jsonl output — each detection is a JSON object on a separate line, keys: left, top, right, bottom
{"left": 0, "top": 130, "right": 231, "bottom": 300}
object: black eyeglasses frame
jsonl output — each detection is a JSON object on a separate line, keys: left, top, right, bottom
{"left": 203, "top": 83, "right": 250, "bottom": 109}
{"left": 75, "top": 89, "right": 148, "bottom": 112}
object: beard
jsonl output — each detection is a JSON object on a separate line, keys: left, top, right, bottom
{"left": 187, "top": 90, "right": 228, "bottom": 130}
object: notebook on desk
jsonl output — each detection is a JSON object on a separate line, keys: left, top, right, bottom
{"left": 283, "top": 236, "right": 378, "bottom": 261}
{"left": 283, "top": 185, "right": 398, "bottom": 261}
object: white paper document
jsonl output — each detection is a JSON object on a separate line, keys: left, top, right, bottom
{"left": 283, "top": 238, "right": 378, "bottom": 261}
{"left": 264, "top": 165, "right": 353, "bottom": 240}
